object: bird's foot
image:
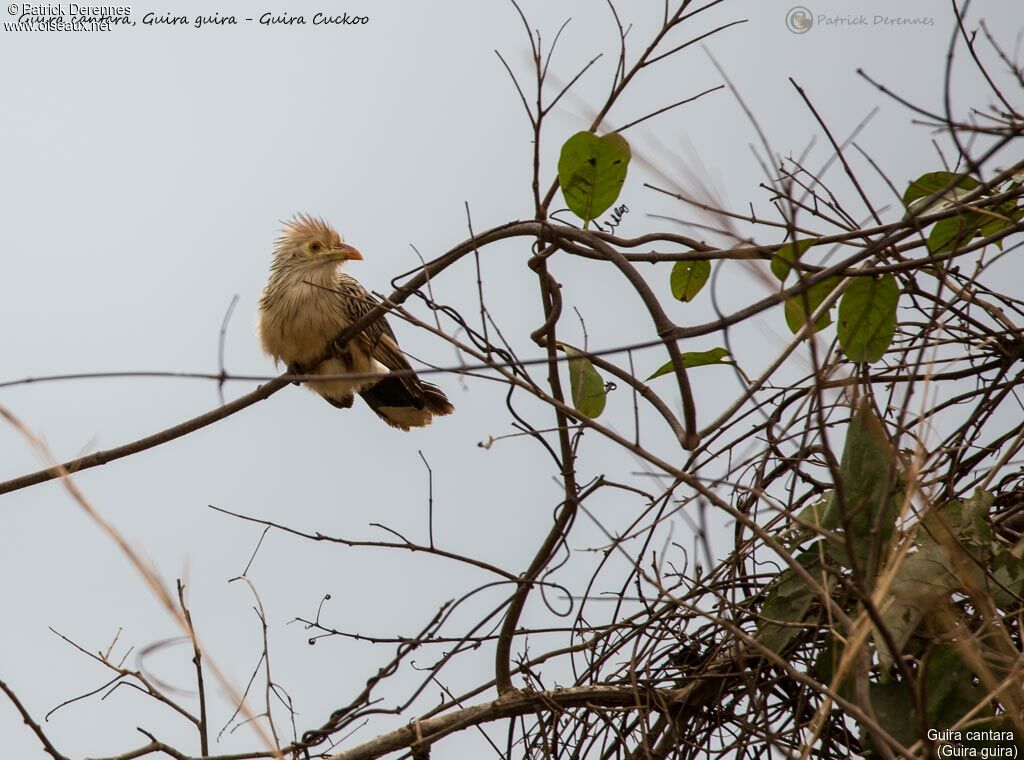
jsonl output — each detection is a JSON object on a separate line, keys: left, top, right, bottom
{"left": 286, "top": 362, "right": 309, "bottom": 386}
{"left": 325, "top": 394, "right": 355, "bottom": 410}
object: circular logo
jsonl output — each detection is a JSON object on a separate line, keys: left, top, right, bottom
{"left": 786, "top": 7, "right": 813, "bottom": 33}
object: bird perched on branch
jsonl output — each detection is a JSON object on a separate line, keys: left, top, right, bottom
{"left": 258, "top": 214, "right": 453, "bottom": 430}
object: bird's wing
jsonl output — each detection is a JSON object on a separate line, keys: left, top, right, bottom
{"left": 334, "top": 272, "right": 454, "bottom": 427}
{"left": 335, "top": 274, "right": 413, "bottom": 372}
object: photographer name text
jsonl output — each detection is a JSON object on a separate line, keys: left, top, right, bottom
{"left": 18, "top": 2, "right": 122, "bottom": 11}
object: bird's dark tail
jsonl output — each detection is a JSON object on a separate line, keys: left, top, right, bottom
{"left": 420, "top": 381, "right": 454, "bottom": 416}
{"left": 358, "top": 375, "right": 453, "bottom": 430}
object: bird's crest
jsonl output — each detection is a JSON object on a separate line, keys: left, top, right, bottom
{"left": 276, "top": 213, "right": 344, "bottom": 251}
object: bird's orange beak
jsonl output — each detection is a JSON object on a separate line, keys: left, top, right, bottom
{"left": 333, "top": 243, "right": 363, "bottom": 261}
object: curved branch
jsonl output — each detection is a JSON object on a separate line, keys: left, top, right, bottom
{"left": 328, "top": 684, "right": 694, "bottom": 760}
{"left": 495, "top": 252, "right": 581, "bottom": 694}
{"left": 557, "top": 228, "right": 699, "bottom": 448}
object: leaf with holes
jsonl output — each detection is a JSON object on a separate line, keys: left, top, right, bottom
{"left": 558, "top": 132, "right": 631, "bottom": 226}
{"left": 670, "top": 260, "right": 711, "bottom": 302}
{"left": 837, "top": 275, "right": 899, "bottom": 363}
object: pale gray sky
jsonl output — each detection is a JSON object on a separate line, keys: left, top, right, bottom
{"left": 2, "top": 1, "right": 1021, "bottom": 757}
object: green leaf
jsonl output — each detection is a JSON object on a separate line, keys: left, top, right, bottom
{"left": 874, "top": 490, "right": 1002, "bottom": 669}
{"left": 927, "top": 212, "right": 985, "bottom": 255}
{"left": 558, "top": 344, "right": 607, "bottom": 419}
{"left": 646, "top": 347, "right": 732, "bottom": 381}
{"left": 1012, "top": 538, "right": 1024, "bottom": 561}
{"left": 923, "top": 644, "right": 991, "bottom": 729}
{"left": 863, "top": 682, "right": 919, "bottom": 754}
{"left": 990, "top": 549, "right": 1024, "bottom": 609}
{"left": 977, "top": 201, "right": 1024, "bottom": 250}
{"left": 670, "top": 260, "right": 711, "bottom": 302}
{"left": 757, "top": 548, "right": 830, "bottom": 655}
{"left": 946, "top": 488, "right": 995, "bottom": 553}
{"left": 784, "top": 494, "right": 840, "bottom": 549}
{"left": 823, "top": 400, "right": 899, "bottom": 575}
{"left": 902, "top": 171, "right": 980, "bottom": 209}
{"left": 771, "top": 238, "right": 817, "bottom": 283}
{"left": 877, "top": 540, "right": 959, "bottom": 669}
{"left": 558, "top": 131, "right": 631, "bottom": 225}
{"left": 811, "top": 631, "right": 844, "bottom": 686}
{"left": 784, "top": 277, "right": 840, "bottom": 335}
{"left": 837, "top": 275, "right": 899, "bottom": 363}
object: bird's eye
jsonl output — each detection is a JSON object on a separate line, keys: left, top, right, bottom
{"left": 309, "top": 241, "right": 323, "bottom": 253}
